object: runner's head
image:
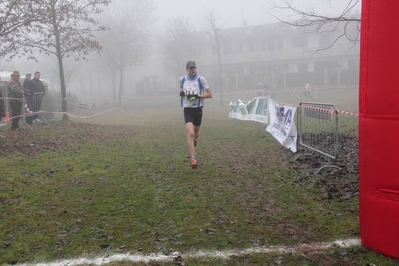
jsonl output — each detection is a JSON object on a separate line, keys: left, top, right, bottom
{"left": 186, "top": 61, "right": 197, "bottom": 75}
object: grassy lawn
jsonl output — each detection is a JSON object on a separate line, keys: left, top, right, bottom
{"left": 0, "top": 94, "right": 398, "bottom": 265}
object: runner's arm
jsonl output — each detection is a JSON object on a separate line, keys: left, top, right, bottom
{"left": 199, "top": 88, "right": 212, "bottom": 99}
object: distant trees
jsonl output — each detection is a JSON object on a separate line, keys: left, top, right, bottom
{"left": 265, "top": 0, "right": 361, "bottom": 50}
{"left": 204, "top": 11, "right": 227, "bottom": 105}
{"left": 159, "top": 18, "right": 201, "bottom": 85}
{"left": 2, "top": 0, "right": 111, "bottom": 120}
{"left": 95, "top": 0, "right": 155, "bottom": 104}
{"left": 42, "top": 57, "right": 80, "bottom": 93}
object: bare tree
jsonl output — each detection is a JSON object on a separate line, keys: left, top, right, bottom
{"left": 96, "top": 0, "right": 155, "bottom": 104}
{"left": 0, "top": 1, "right": 45, "bottom": 57}
{"left": 90, "top": 40, "right": 119, "bottom": 102}
{"left": 7, "top": 0, "right": 110, "bottom": 120}
{"left": 159, "top": 17, "right": 201, "bottom": 85}
{"left": 204, "top": 11, "right": 227, "bottom": 106}
{"left": 41, "top": 56, "right": 80, "bottom": 92}
{"left": 264, "top": 0, "right": 361, "bottom": 50}
{"left": 93, "top": 31, "right": 119, "bottom": 103}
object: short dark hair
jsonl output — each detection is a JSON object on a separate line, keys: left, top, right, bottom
{"left": 34, "top": 71, "right": 40, "bottom": 75}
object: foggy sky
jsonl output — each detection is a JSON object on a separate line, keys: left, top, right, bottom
{"left": 0, "top": 0, "right": 362, "bottom": 103}
{"left": 153, "top": 0, "right": 362, "bottom": 29}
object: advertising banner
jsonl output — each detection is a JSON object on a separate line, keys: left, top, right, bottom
{"left": 228, "top": 97, "right": 269, "bottom": 124}
{"left": 266, "top": 100, "right": 297, "bottom": 152}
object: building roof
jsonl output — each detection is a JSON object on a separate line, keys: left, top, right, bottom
{"left": 221, "top": 22, "right": 301, "bottom": 41}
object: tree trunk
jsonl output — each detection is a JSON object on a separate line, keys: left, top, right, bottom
{"left": 57, "top": 54, "right": 68, "bottom": 121}
{"left": 118, "top": 67, "right": 124, "bottom": 106}
{"left": 112, "top": 68, "right": 116, "bottom": 105}
{"left": 53, "top": 7, "right": 68, "bottom": 121}
{"left": 217, "top": 51, "right": 224, "bottom": 106}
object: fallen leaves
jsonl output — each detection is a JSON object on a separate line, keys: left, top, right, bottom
{"left": 286, "top": 133, "right": 359, "bottom": 200}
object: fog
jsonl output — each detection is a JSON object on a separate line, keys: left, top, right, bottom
{"left": 153, "top": 0, "right": 360, "bottom": 29}
{"left": 0, "top": 0, "right": 361, "bottom": 105}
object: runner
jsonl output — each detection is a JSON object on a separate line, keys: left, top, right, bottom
{"left": 179, "top": 61, "right": 213, "bottom": 169}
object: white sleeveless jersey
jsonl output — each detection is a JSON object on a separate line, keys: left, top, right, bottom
{"left": 180, "top": 75, "right": 209, "bottom": 108}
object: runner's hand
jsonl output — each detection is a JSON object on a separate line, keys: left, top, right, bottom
{"left": 187, "top": 94, "right": 199, "bottom": 101}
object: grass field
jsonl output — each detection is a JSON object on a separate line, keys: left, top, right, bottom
{"left": 0, "top": 89, "right": 398, "bottom": 265}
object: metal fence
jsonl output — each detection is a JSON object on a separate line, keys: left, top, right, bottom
{"left": 19, "top": 96, "right": 50, "bottom": 131}
{"left": 295, "top": 102, "right": 340, "bottom": 174}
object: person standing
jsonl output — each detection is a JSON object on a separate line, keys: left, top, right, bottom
{"left": 23, "top": 72, "right": 34, "bottom": 124}
{"left": 303, "top": 81, "right": 312, "bottom": 99}
{"left": 30, "top": 71, "right": 45, "bottom": 122}
{"left": 0, "top": 89, "right": 5, "bottom": 121}
{"left": 7, "top": 71, "right": 29, "bottom": 131}
{"left": 0, "top": 89, "right": 5, "bottom": 137}
{"left": 179, "top": 61, "right": 213, "bottom": 169}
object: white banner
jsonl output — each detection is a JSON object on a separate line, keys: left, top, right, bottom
{"left": 266, "top": 100, "right": 297, "bottom": 152}
{"left": 228, "top": 97, "right": 269, "bottom": 124}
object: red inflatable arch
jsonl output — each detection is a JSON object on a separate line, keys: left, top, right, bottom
{"left": 359, "top": 0, "right": 399, "bottom": 259}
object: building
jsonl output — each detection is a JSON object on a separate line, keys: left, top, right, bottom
{"left": 137, "top": 14, "right": 360, "bottom": 94}
{"left": 197, "top": 18, "right": 360, "bottom": 91}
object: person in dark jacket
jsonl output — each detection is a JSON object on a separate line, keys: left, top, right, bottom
{"left": 0, "top": 89, "right": 5, "bottom": 137}
{"left": 30, "top": 71, "right": 45, "bottom": 122}
{"left": 7, "top": 71, "right": 30, "bottom": 130}
{"left": 0, "top": 89, "right": 5, "bottom": 120}
{"left": 23, "top": 72, "right": 34, "bottom": 124}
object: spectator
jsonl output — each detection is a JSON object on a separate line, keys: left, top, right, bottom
{"left": 23, "top": 72, "right": 34, "bottom": 124}
{"left": 7, "top": 71, "right": 30, "bottom": 131}
{"left": 0, "top": 89, "right": 5, "bottom": 121}
{"left": 303, "top": 81, "right": 312, "bottom": 98}
{"left": 30, "top": 71, "right": 45, "bottom": 123}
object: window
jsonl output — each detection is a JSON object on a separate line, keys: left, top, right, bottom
{"left": 224, "top": 43, "right": 231, "bottom": 54}
{"left": 232, "top": 42, "right": 243, "bottom": 53}
{"left": 293, "top": 35, "right": 307, "bottom": 48}
{"left": 249, "top": 66, "right": 261, "bottom": 75}
{"left": 298, "top": 62, "right": 308, "bottom": 72}
{"left": 319, "top": 33, "right": 332, "bottom": 47}
{"left": 268, "top": 40, "right": 275, "bottom": 50}
{"left": 348, "top": 58, "right": 360, "bottom": 70}
{"left": 276, "top": 38, "right": 283, "bottom": 50}
{"left": 262, "top": 65, "right": 269, "bottom": 75}
{"left": 248, "top": 41, "right": 255, "bottom": 52}
{"left": 314, "top": 60, "right": 338, "bottom": 72}
{"left": 255, "top": 41, "right": 262, "bottom": 52}
{"left": 261, "top": 41, "right": 268, "bottom": 51}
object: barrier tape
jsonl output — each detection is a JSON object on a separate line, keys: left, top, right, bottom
{"left": 289, "top": 85, "right": 358, "bottom": 91}
{"left": 336, "top": 110, "right": 359, "bottom": 117}
{"left": 0, "top": 97, "right": 25, "bottom": 101}
{"left": 291, "top": 88, "right": 312, "bottom": 92}
{"left": 301, "top": 104, "right": 358, "bottom": 117}
{"left": 24, "top": 100, "right": 33, "bottom": 114}
{"left": 302, "top": 104, "right": 338, "bottom": 115}
{"left": 245, "top": 89, "right": 267, "bottom": 93}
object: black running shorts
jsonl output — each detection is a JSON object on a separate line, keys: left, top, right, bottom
{"left": 184, "top": 107, "right": 203, "bottom": 126}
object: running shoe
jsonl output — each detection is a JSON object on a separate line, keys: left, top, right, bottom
{"left": 191, "top": 159, "right": 197, "bottom": 169}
